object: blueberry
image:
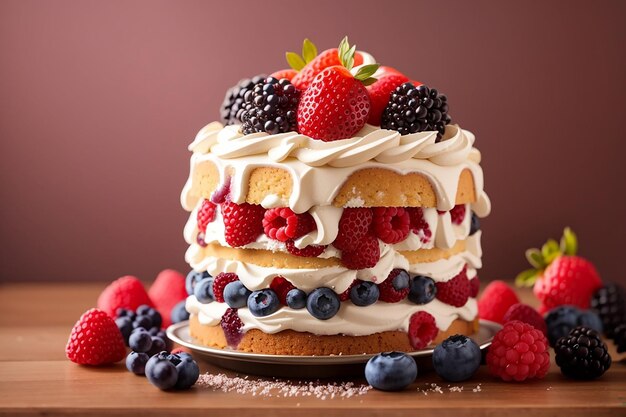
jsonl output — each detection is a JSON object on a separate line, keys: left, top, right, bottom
{"left": 133, "top": 315, "right": 152, "bottom": 330}
{"left": 171, "top": 300, "right": 190, "bottom": 324}
{"left": 350, "top": 281, "right": 379, "bottom": 307}
{"left": 147, "top": 336, "right": 167, "bottom": 357}
{"left": 365, "top": 352, "right": 417, "bottom": 391}
{"left": 186, "top": 270, "right": 211, "bottom": 296}
{"left": 146, "top": 308, "right": 162, "bottom": 329}
{"left": 408, "top": 276, "right": 437, "bottom": 304}
{"left": 578, "top": 310, "right": 603, "bottom": 333}
{"left": 545, "top": 305, "right": 583, "bottom": 346}
{"left": 469, "top": 213, "right": 480, "bottom": 235}
{"left": 126, "top": 351, "right": 149, "bottom": 375}
{"left": 136, "top": 304, "right": 151, "bottom": 315}
{"left": 306, "top": 288, "right": 340, "bottom": 320}
{"left": 116, "top": 308, "right": 135, "bottom": 319}
{"left": 148, "top": 326, "right": 160, "bottom": 336}
{"left": 223, "top": 281, "right": 252, "bottom": 308}
{"left": 194, "top": 277, "right": 215, "bottom": 304}
{"left": 129, "top": 330, "right": 153, "bottom": 353}
{"left": 166, "top": 353, "right": 182, "bottom": 365}
{"left": 432, "top": 334, "right": 481, "bottom": 381}
{"left": 286, "top": 289, "right": 307, "bottom": 309}
{"left": 247, "top": 289, "right": 280, "bottom": 317}
{"left": 392, "top": 270, "right": 410, "bottom": 291}
{"left": 146, "top": 355, "right": 179, "bottom": 390}
{"left": 175, "top": 357, "right": 200, "bottom": 389}
{"left": 115, "top": 316, "right": 133, "bottom": 345}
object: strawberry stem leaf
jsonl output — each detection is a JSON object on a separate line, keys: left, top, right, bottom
{"left": 515, "top": 268, "right": 539, "bottom": 288}
{"left": 353, "top": 64, "right": 379, "bottom": 81}
{"left": 560, "top": 227, "right": 578, "bottom": 256}
{"left": 525, "top": 248, "right": 545, "bottom": 269}
{"left": 302, "top": 38, "right": 317, "bottom": 64}
{"left": 286, "top": 52, "right": 306, "bottom": 71}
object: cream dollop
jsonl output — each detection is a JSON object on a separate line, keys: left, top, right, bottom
{"left": 193, "top": 123, "right": 475, "bottom": 168}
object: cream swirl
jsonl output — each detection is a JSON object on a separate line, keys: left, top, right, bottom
{"left": 190, "top": 122, "right": 476, "bottom": 168}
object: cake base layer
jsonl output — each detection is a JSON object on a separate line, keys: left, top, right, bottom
{"left": 189, "top": 314, "right": 479, "bottom": 356}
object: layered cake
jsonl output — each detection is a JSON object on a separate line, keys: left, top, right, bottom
{"left": 182, "top": 38, "right": 490, "bottom": 355}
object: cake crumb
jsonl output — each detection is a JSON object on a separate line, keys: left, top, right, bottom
{"left": 197, "top": 373, "right": 371, "bottom": 399}
{"left": 345, "top": 196, "right": 365, "bottom": 207}
{"left": 472, "top": 384, "right": 482, "bottom": 393}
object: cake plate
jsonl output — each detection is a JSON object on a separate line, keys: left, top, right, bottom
{"left": 167, "top": 320, "right": 501, "bottom": 379}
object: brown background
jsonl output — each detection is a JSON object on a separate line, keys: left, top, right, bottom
{"left": 1, "top": 0, "right": 625, "bottom": 284}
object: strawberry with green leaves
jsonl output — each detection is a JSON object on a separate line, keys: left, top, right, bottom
{"left": 516, "top": 228, "right": 603, "bottom": 314}
{"left": 297, "top": 37, "right": 378, "bottom": 141}
{"left": 287, "top": 38, "right": 365, "bottom": 91}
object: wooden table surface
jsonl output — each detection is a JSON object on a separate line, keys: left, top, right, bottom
{"left": 0, "top": 282, "right": 624, "bottom": 417}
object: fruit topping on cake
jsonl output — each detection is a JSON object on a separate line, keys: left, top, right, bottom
{"left": 381, "top": 82, "right": 451, "bottom": 137}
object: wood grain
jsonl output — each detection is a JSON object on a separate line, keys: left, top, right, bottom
{"left": 0, "top": 282, "right": 624, "bottom": 417}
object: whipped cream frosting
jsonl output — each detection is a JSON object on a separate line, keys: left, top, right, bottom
{"left": 186, "top": 295, "right": 477, "bottom": 337}
{"left": 181, "top": 123, "right": 492, "bottom": 215}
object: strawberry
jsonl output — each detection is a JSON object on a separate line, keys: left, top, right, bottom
{"left": 297, "top": 38, "right": 378, "bottom": 141}
{"left": 270, "top": 69, "right": 298, "bottom": 81}
{"left": 97, "top": 275, "right": 153, "bottom": 318}
{"left": 288, "top": 37, "right": 365, "bottom": 91}
{"left": 366, "top": 72, "right": 409, "bottom": 125}
{"left": 221, "top": 200, "right": 265, "bottom": 247}
{"left": 333, "top": 208, "right": 374, "bottom": 251}
{"left": 148, "top": 269, "right": 187, "bottom": 328}
{"left": 66, "top": 308, "right": 126, "bottom": 365}
{"left": 515, "top": 227, "right": 603, "bottom": 311}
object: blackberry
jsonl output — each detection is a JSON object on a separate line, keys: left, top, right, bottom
{"left": 236, "top": 77, "right": 300, "bottom": 135}
{"left": 590, "top": 283, "right": 626, "bottom": 337}
{"left": 219, "top": 74, "right": 266, "bottom": 125}
{"left": 555, "top": 326, "right": 612, "bottom": 379}
{"left": 381, "top": 83, "right": 451, "bottom": 138}
{"left": 612, "top": 323, "right": 626, "bottom": 353}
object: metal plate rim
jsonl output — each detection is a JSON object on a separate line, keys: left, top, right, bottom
{"left": 166, "top": 319, "right": 501, "bottom": 366}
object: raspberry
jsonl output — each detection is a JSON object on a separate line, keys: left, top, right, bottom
{"left": 449, "top": 204, "right": 466, "bottom": 225}
{"left": 502, "top": 303, "right": 547, "bottom": 335}
{"left": 270, "top": 276, "right": 296, "bottom": 305}
{"left": 469, "top": 276, "right": 480, "bottom": 298}
{"left": 220, "top": 308, "right": 243, "bottom": 348}
{"left": 408, "top": 311, "right": 439, "bottom": 349}
{"left": 196, "top": 199, "right": 217, "bottom": 232}
{"left": 486, "top": 320, "right": 550, "bottom": 382}
{"left": 96, "top": 275, "right": 154, "bottom": 318}
{"left": 478, "top": 280, "right": 520, "bottom": 324}
{"left": 65, "top": 308, "right": 127, "bottom": 365}
{"left": 285, "top": 240, "right": 326, "bottom": 257}
{"left": 406, "top": 207, "right": 432, "bottom": 243}
{"left": 435, "top": 266, "right": 471, "bottom": 307}
{"left": 210, "top": 177, "right": 231, "bottom": 204}
{"left": 372, "top": 207, "right": 410, "bottom": 244}
{"left": 221, "top": 200, "right": 265, "bottom": 247}
{"left": 333, "top": 208, "right": 373, "bottom": 251}
{"left": 378, "top": 269, "right": 410, "bottom": 302}
{"left": 263, "top": 208, "right": 315, "bottom": 242}
{"left": 341, "top": 234, "right": 380, "bottom": 270}
{"left": 212, "top": 272, "right": 239, "bottom": 303}
{"left": 339, "top": 281, "right": 356, "bottom": 301}
{"left": 148, "top": 269, "right": 187, "bottom": 328}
